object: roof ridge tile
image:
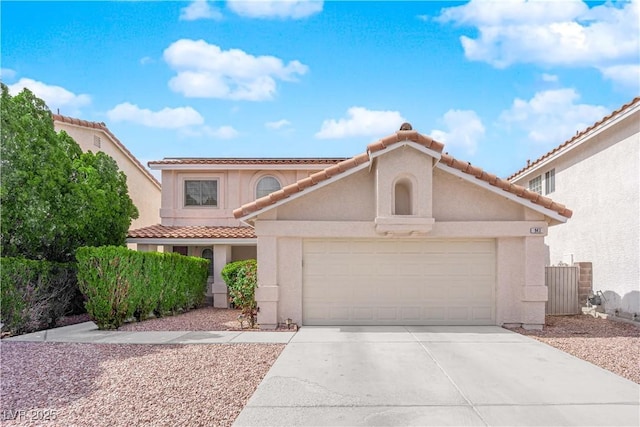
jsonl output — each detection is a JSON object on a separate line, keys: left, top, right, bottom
{"left": 234, "top": 128, "right": 572, "bottom": 220}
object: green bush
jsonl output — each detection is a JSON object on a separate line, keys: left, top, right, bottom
{"left": 75, "top": 246, "right": 208, "bottom": 329}
{"left": 0, "top": 257, "right": 79, "bottom": 335}
{"left": 222, "top": 259, "right": 257, "bottom": 327}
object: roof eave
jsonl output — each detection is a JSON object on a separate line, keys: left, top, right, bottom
{"left": 126, "top": 237, "right": 257, "bottom": 245}
{"left": 437, "top": 163, "right": 569, "bottom": 224}
{"left": 237, "top": 160, "right": 372, "bottom": 223}
{"left": 148, "top": 163, "right": 343, "bottom": 171}
{"left": 508, "top": 99, "right": 640, "bottom": 181}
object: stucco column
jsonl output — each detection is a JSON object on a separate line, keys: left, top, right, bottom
{"left": 521, "top": 236, "right": 547, "bottom": 329}
{"left": 256, "top": 236, "right": 279, "bottom": 329}
{"left": 213, "top": 245, "right": 232, "bottom": 308}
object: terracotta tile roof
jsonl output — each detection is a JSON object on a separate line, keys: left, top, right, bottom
{"left": 52, "top": 114, "right": 161, "bottom": 189}
{"left": 507, "top": 97, "right": 640, "bottom": 180}
{"left": 127, "top": 224, "right": 256, "bottom": 239}
{"left": 149, "top": 158, "right": 347, "bottom": 166}
{"left": 234, "top": 128, "right": 573, "bottom": 220}
{"left": 439, "top": 153, "right": 572, "bottom": 218}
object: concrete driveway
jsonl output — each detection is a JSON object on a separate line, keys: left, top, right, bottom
{"left": 234, "top": 326, "right": 639, "bottom": 426}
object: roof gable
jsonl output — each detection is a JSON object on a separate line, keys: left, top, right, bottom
{"left": 53, "top": 114, "right": 161, "bottom": 189}
{"left": 508, "top": 96, "right": 640, "bottom": 180}
{"left": 234, "top": 127, "right": 572, "bottom": 222}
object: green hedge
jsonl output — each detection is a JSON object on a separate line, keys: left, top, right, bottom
{"left": 76, "top": 246, "right": 208, "bottom": 329}
{"left": 222, "top": 259, "right": 257, "bottom": 327}
{"left": 0, "top": 257, "right": 80, "bottom": 335}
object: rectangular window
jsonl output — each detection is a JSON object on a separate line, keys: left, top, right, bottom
{"left": 93, "top": 135, "right": 101, "bottom": 148}
{"left": 528, "top": 175, "right": 542, "bottom": 195}
{"left": 545, "top": 169, "right": 555, "bottom": 194}
{"left": 185, "top": 180, "right": 218, "bottom": 207}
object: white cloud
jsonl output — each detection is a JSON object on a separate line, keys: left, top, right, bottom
{"left": 315, "top": 107, "right": 406, "bottom": 139}
{"left": 204, "top": 125, "right": 239, "bottom": 139}
{"left": 265, "top": 119, "right": 291, "bottom": 130}
{"left": 0, "top": 68, "right": 16, "bottom": 79}
{"left": 430, "top": 109, "right": 485, "bottom": 155}
{"left": 180, "top": 0, "right": 223, "bottom": 21}
{"left": 499, "top": 88, "right": 608, "bottom": 145}
{"left": 541, "top": 73, "right": 558, "bottom": 82}
{"left": 163, "top": 39, "right": 308, "bottom": 101}
{"left": 139, "top": 56, "right": 154, "bottom": 65}
{"left": 7, "top": 78, "right": 91, "bottom": 112}
{"left": 107, "top": 102, "right": 204, "bottom": 129}
{"left": 599, "top": 64, "right": 640, "bottom": 89}
{"left": 227, "top": 0, "right": 322, "bottom": 19}
{"left": 438, "top": 0, "right": 640, "bottom": 87}
{"left": 180, "top": 124, "right": 239, "bottom": 139}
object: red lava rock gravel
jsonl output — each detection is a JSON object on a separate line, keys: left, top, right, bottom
{"left": 506, "top": 315, "right": 640, "bottom": 384}
{"left": 0, "top": 341, "right": 283, "bottom": 426}
{"left": 118, "top": 307, "right": 247, "bottom": 332}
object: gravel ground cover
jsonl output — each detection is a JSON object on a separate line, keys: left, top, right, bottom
{"left": 506, "top": 315, "right": 640, "bottom": 384}
{"left": 3, "top": 310, "right": 637, "bottom": 426}
{"left": 118, "top": 307, "right": 248, "bottom": 332}
{"left": 0, "top": 341, "right": 284, "bottom": 426}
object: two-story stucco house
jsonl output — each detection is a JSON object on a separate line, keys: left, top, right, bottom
{"left": 509, "top": 97, "right": 639, "bottom": 320}
{"left": 126, "top": 158, "right": 347, "bottom": 307}
{"left": 129, "top": 124, "right": 573, "bottom": 330}
{"left": 53, "top": 114, "right": 162, "bottom": 233}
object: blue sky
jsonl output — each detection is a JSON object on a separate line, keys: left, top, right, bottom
{"left": 2, "top": 0, "right": 638, "bottom": 180}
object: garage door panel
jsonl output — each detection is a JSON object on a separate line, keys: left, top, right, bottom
{"left": 303, "top": 239, "right": 496, "bottom": 326}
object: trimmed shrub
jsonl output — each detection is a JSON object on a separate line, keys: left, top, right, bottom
{"left": 222, "top": 259, "right": 257, "bottom": 327}
{"left": 76, "top": 246, "right": 141, "bottom": 329}
{"left": 75, "top": 246, "right": 208, "bottom": 329}
{"left": 0, "top": 257, "right": 79, "bottom": 335}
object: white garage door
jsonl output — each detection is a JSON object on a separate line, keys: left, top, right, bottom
{"left": 303, "top": 239, "right": 496, "bottom": 326}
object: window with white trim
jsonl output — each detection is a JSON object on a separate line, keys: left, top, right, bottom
{"left": 256, "top": 176, "right": 281, "bottom": 199}
{"left": 545, "top": 169, "right": 555, "bottom": 194}
{"left": 185, "top": 180, "right": 218, "bottom": 207}
{"left": 528, "top": 175, "right": 542, "bottom": 195}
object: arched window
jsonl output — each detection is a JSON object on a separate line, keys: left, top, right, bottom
{"left": 394, "top": 179, "right": 412, "bottom": 215}
{"left": 202, "top": 248, "right": 214, "bottom": 277}
{"left": 256, "top": 176, "right": 281, "bottom": 199}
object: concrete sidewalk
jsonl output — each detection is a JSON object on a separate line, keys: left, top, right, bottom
{"left": 3, "top": 321, "right": 296, "bottom": 344}
{"left": 234, "top": 326, "right": 640, "bottom": 427}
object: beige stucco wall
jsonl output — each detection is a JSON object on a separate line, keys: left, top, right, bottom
{"left": 252, "top": 145, "right": 551, "bottom": 329}
{"left": 433, "top": 168, "right": 526, "bottom": 221}
{"left": 511, "top": 109, "right": 639, "bottom": 317}
{"left": 54, "top": 122, "right": 161, "bottom": 231}
{"left": 160, "top": 169, "right": 318, "bottom": 226}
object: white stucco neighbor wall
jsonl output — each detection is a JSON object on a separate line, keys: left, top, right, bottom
{"left": 511, "top": 110, "right": 639, "bottom": 317}
{"left": 251, "top": 147, "right": 555, "bottom": 329}
{"left": 54, "top": 122, "right": 161, "bottom": 231}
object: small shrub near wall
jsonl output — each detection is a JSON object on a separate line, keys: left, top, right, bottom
{"left": 222, "top": 259, "right": 257, "bottom": 327}
{"left": 0, "top": 257, "right": 79, "bottom": 335}
{"left": 76, "top": 246, "right": 208, "bottom": 330}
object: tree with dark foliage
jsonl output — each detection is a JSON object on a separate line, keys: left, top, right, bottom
{"left": 1, "top": 84, "right": 138, "bottom": 262}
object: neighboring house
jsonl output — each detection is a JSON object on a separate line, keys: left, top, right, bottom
{"left": 126, "top": 158, "right": 347, "bottom": 306}
{"left": 53, "top": 115, "right": 162, "bottom": 234}
{"left": 509, "top": 97, "right": 640, "bottom": 320}
{"left": 231, "top": 125, "right": 572, "bottom": 330}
